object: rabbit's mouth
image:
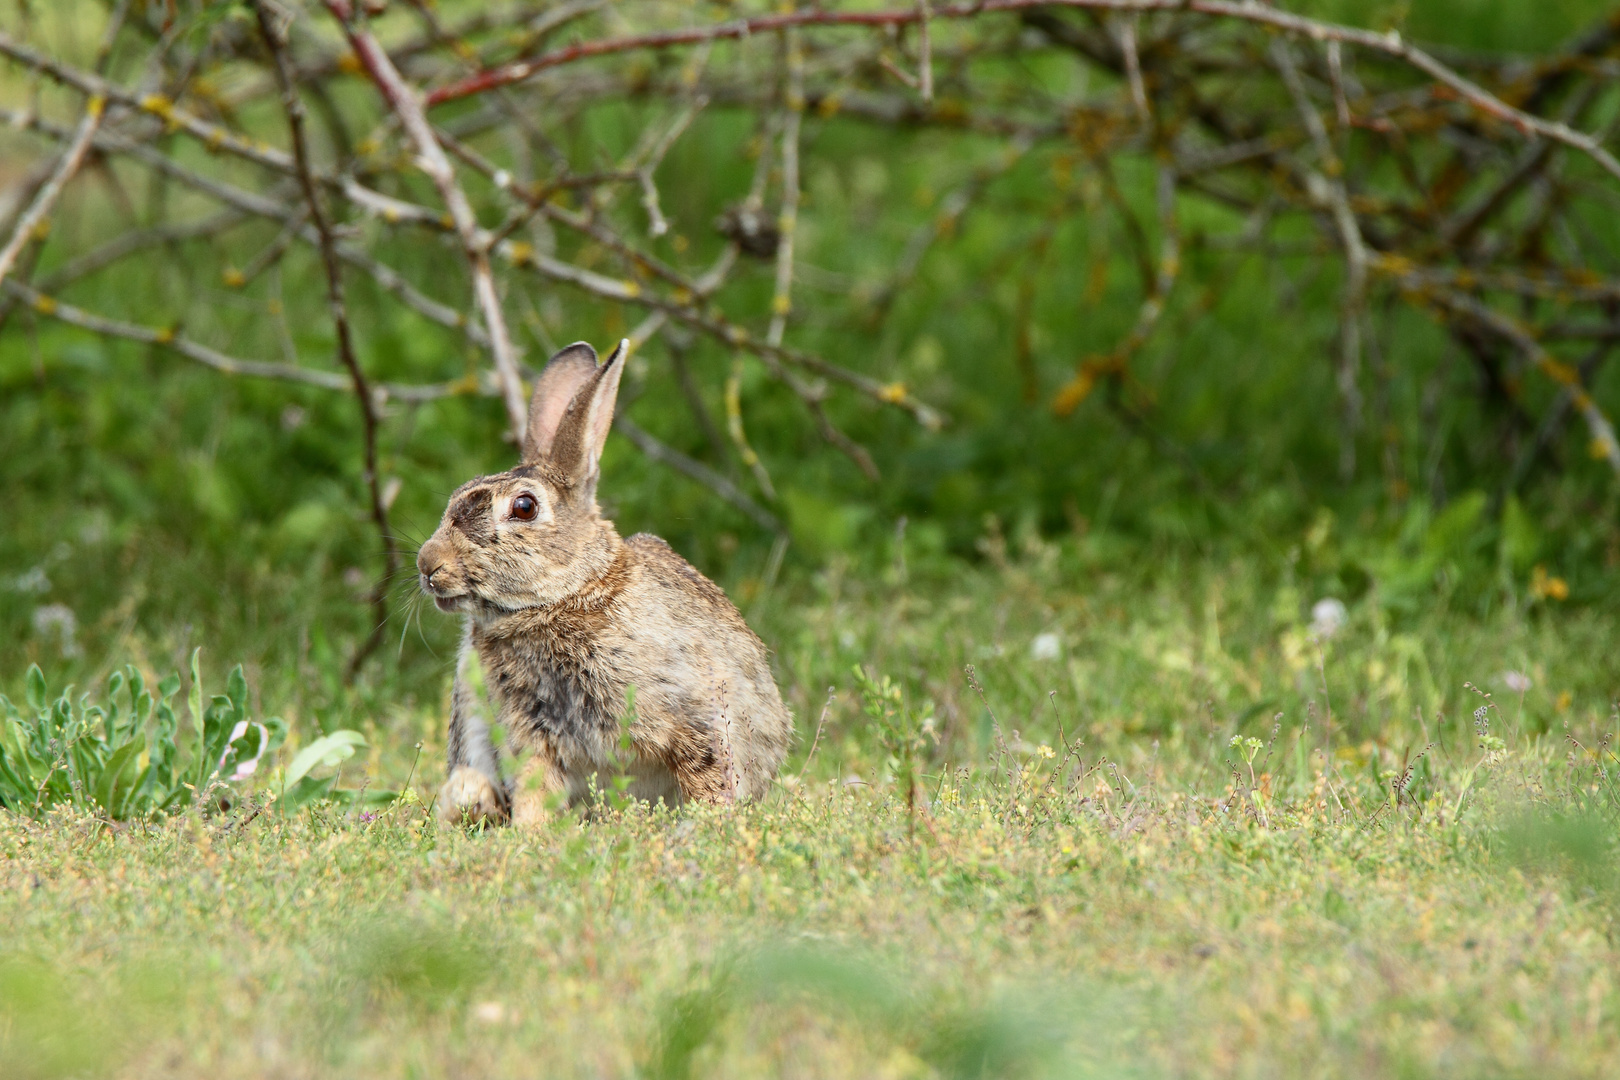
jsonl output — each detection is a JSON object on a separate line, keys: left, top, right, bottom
{"left": 432, "top": 594, "right": 466, "bottom": 612}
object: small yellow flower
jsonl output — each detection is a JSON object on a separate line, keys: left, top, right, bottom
{"left": 1529, "top": 565, "right": 1569, "bottom": 601}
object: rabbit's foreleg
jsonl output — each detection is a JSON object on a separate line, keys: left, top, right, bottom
{"left": 437, "top": 627, "right": 510, "bottom": 824}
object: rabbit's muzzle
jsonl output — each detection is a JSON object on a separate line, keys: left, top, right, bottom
{"left": 417, "top": 539, "right": 466, "bottom": 611}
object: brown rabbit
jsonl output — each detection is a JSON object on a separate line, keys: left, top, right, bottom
{"left": 417, "top": 340, "right": 792, "bottom": 826}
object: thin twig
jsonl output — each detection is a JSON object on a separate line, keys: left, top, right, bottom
{"left": 322, "top": 0, "right": 529, "bottom": 443}
{"left": 796, "top": 687, "right": 838, "bottom": 781}
{"left": 0, "top": 95, "right": 105, "bottom": 290}
{"left": 0, "top": 31, "right": 447, "bottom": 229}
{"left": 725, "top": 354, "right": 778, "bottom": 500}
{"left": 1053, "top": 161, "right": 1180, "bottom": 417}
{"left": 1116, "top": 14, "right": 1149, "bottom": 122}
{"left": 1424, "top": 286, "right": 1620, "bottom": 476}
{"left": 256, "top": 0, "right": 400, "bottom": 680}
{"left": 615, "top": 415, "right": 783, "bottom": 533}
{"left": 767, "top": 30, "right": 804, "bottom": 350}
{"left": 3, "top": 278, "right": 473, "bottom": 401}
{"left": 1273, "top": 37, "right": 1366, "bottom": 479}
{"left": 916, "top": 1, "right": 934, "bottom": 103}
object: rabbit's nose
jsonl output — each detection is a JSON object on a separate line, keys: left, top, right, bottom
{"left": 418, "top": 554, "right": 445, "bottom": 586}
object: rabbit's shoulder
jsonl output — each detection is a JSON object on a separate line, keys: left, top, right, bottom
{"left": 624, "top": 533, "right": 742, "bottom": 619}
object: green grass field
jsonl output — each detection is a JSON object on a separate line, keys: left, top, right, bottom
{"left": 5, "top": 544, "right": 1619, "bottom": 1079}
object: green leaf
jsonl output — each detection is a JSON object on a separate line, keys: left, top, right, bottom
{"left": 93, "top": 738, "right": 145, "bottom": 819}
{"left": 0, "top": 744, "right": 32, "bottom": 809}
{"left": 188, "top": 648, "right": 204, "bottom": 785}
{"left": 25, "top": 666, "right": 47, "bottom": 715}
{"left": 226, "top": 666, "right": 248, "bottom": 716}
{"left": 283, "top": 730, "right": 367, "bottom": 790}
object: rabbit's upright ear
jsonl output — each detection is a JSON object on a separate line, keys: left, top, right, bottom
{"left": 522, "top": 342, "right": 600, "bottom": 464}
{"left": 548, "top": 339, "right": 626, "bottom": 494}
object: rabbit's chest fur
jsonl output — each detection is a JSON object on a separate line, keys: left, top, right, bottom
{"left": 470, "top": 548, "right": 632, "bottom": 767}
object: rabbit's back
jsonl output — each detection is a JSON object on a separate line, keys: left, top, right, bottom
{"left": 614, "top": 534, "right": 792, "bottom": 799}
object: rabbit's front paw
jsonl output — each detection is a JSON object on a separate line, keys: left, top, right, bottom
{"left": 436, "top": 765, "right": 510, "bottom": 826}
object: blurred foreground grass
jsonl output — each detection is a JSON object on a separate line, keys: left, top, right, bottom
{"left": 4, "top": 547, "right": 1619, "bottom": 1079}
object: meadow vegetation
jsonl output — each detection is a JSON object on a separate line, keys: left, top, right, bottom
{"left": 6, "top": 539, "right": 1620, "bottom": 1077}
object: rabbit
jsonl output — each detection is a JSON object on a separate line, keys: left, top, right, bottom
{"left": 417, "top": 339, "right": 793, "bottom": 826}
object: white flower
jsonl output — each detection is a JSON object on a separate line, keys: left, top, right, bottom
{"left": 1309, "top": 598, "right": 1348, "bottom": 640}
{"left": 221, "top": 720, "right": 270, "bottom": 781}
{"left": 1030, "top": 632, "right": 1062, "bottom": 661}
{"left": 30, "top": 604, "right": 80, "bottom": 658}
{"left": 1503, "top": 670, "right": 1532, "bottom": 693}
{"left": 10, "top": 566, "right": 50, "bottom": 594}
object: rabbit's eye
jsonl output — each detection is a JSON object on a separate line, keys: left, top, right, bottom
{"left": 510, "top": 494, "right": 538, "bottom": 521}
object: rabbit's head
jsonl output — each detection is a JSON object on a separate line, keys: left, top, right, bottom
{"left": 418, "top": 340, "right": 626, "bottom": 618}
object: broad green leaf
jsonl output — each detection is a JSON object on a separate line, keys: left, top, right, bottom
{"left": 94, "top": 738, "right": 145, "bottom": 818}
{"left": 283, "top": 730, "right": 367, "bottom": 790}
{"left": 25, "top": 666, "right": 46, "bottom": 715}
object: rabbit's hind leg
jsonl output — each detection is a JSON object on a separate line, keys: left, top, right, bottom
{"left": 662, "top": 726, "right": 741, "bottom": 805}
{"left": 511, "top": 746, "right": 571, "bottom": 829}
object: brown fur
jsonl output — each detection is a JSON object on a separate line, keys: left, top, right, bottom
{"left": 418, "top": 340, "right": 792, "bottom": 825}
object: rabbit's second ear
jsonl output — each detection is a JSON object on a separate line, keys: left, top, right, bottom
{"left": 548, "top": 339, "right": 626, "bottom": 490}
{"left": 522, "top": 342, "right": 599, "bottom": 464}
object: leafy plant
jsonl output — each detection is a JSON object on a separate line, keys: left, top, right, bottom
{"left": 852, "top": 665, "right": 936, "bottom": 813}
{"left": 277, "top": 728, "right": 391, "bottom": 814}
{"left": 0, "top": 652, "right": 381, "bottom": 819}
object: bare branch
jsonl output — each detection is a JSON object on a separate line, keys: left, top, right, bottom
{"left": 256, "top": 0, "right": 400, "bottom": 681}
{"left": 767, "top": 31, "right": 805, "bottom": 350}
{"left": 419, "top": 1, "right": 1620, "bottom": 185}
{"left": 0, "top": 95, "right": 105, "bottom": 290}
{"left": 323, "top": 0, "right": 528, "bottom": 443}
{"left": 1426, "top": 287, "right": 1620, "bottom": 477}
{"left": 1272, "top": 37, "right": 1366, "bottom": 478}
{"left": 616, "top": 414, "right": 783, "bottom": 534}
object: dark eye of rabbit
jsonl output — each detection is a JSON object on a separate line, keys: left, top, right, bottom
{"left": 510, "top": 494, "right": 537, "bottom": 521}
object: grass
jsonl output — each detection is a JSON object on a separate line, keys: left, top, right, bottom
{"left": 4, "top": 541, "right": 1619, "bottom": 1079}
